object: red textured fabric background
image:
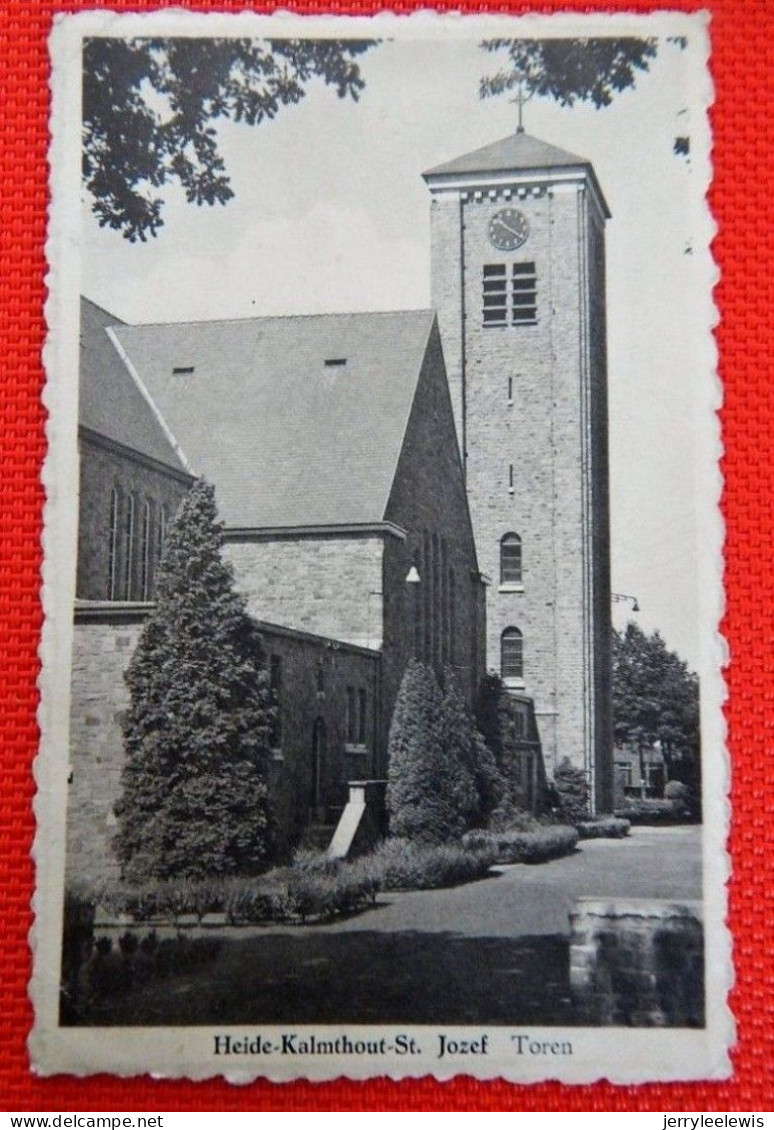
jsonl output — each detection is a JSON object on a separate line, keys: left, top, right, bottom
{"left": 0, "top": 0, "right": 770, "bottom": 1111}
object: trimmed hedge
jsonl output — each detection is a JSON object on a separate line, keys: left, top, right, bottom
{"left": 462, "top": 824, "right": 579, "bottom": 864}
{"left": 370, "top": 838, "right": 497, "bottom": 890}
{"left": 575, "top": 817, "right": 631, "bottom": 840}
{"left": 615, "top": 798, "right": 686, "bottom": 824}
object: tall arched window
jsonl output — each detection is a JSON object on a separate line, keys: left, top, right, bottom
{"left": 501, "top": 627, "right": 524, "bottom": 681}
{"left": 123, "top": 494, "right": 135, "bottom": 600}
{"left": 422, "top": 529, "right": 431, "bottom": 664}
{"left": 107, "top": 487, "right": 119, "bottom": 600}
{"left": 500, "top": 532, "right": 522, "bottom": 585}
{"left": 157, "top": 505, "right": 168, "bottom": 571}
{"left": 448, "top": 568, "right": 456, "bottom": 665}
{"left": 432, "top": 532, "right": 440, "bottom": 666}
{"left": 140, "top": 499, "right": 151, "bottom": 601}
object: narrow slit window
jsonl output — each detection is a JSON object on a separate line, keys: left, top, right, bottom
{"left": 140, "top": 499, "right": 151, "bottom": 601}
{"left": 123, "top": 494, "right": 135, "bottom": 600}
{"left": 157, "top": 505, "right": 168, "bottom": 570}
{"left": 358, "top": 688, "right": 367, "bottom": 745}
{"left": 324, "top": 358, "right": 347, "bottom": 368}
{"left": 107, "top": 488, "right": 119, "bottom": 600}
{"left": 172, "top": 366, "right": 195, "bottom": 375}
{"left": 347, "top": 686, "right": 356, "bottom": 744}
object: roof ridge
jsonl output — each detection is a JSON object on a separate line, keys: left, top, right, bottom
{"left": 114, "top": 307, "right": 436, "bottom": 331}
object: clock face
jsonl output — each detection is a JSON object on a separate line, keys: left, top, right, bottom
{"left": 488, "top": 208, "right": 529, "bottom": 251}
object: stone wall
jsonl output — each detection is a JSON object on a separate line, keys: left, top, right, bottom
{"left": 67, "top": 606, "right": 381, "bottom": 885}
{"left": 224, "top": 534, "right": 385, "bottom": 651}
{"left": 569, "top": 898, "right": 704, "bottom": 1026}
{"left": 67, "top": 610, "right": 146, "bottom": 884}
{"left": 77, "top": 433, "right": 191, "bottom": 602}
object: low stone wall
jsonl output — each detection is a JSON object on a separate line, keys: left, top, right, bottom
{"left": 569, "top": 898, "right": 704, "bottom": 1027}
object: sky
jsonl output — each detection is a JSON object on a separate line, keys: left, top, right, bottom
{"left": 80, "top": 25, "right": 715, "bottom": 671}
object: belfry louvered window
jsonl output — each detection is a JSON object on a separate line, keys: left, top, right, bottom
{"left": 483, "top": 262, "right": 537, "bottom": 326}
{"left": 512, "top": 262, "right": 537, "bottom": 323}
{"left": 483, "top": 264, "right": 508, "bottom": 325}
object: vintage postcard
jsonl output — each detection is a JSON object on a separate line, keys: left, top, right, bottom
{"left": 32, "top": 9, "right": 729, "bottom": 1082}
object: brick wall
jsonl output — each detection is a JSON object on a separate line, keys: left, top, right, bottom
{"left": 77, "top": 433, "right": 191, "bottom": 601}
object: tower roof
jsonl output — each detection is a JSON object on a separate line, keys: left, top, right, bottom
{"left": 423, "top": 130, "right": 610, "bottom": 218}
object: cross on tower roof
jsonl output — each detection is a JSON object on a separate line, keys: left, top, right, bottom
{"left": 509, "top": 81, "right": 533, "bottom": 135}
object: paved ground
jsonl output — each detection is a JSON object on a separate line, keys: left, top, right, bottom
{"left": 82, "top": 827, "right": 703, "bottom": 1026}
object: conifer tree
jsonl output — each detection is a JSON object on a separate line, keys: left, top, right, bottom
{"left": 440, "top": 667, "right": 502, "bottom": 829}
{"left": 115, "top": 479, "right": 274, "bottom": 881}
{"left": 386, "top": 661, "right": 461, "bottom": 844}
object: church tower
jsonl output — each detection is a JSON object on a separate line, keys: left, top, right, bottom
{"left": 424, "top": 131, "right": 613, "bottom": 811}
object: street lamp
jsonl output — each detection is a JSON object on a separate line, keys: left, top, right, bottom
{"left": 612, "top": 592, "right": 640, "bottom": 613}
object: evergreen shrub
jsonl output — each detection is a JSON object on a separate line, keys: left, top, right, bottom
{"left": 462, "top": 825, "right": 579, "bottom": 864}
{"left": 370, "top": 837, "right": 497, "bottom": 890}
{"left": 115, "top": 480, "right": 275, "bottom": 882}
{"left": 552, "top": 757, "right": 591, "bottom": 823}
{"left": 575, "top": 817, "right": 631, "bottom": 839}
{"left": 614, "top": 797, "right": 685, "bottom": 823}
{"left": 386, "top": 661, "right": 467, "bottom": 843}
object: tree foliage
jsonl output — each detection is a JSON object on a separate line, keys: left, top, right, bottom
{"left": 83, "top": 37, "right": 375, "bottom": 241}
{"left": 386, "top": 662, "right": 494, "bottom": 844}
{"left": 480, "top": 38, "right": 658, "bottom": 109}
{"left": 115, "top": 479, "right": 274, "bottom": 881}
{"left": 475, "top": 672, "right": 535, "bottom": 816}
{"left": 612, "top": 622, "right": 700, "bottom": 780}
{"left": 551, "top": 757, "right": 590, "bottom": 823}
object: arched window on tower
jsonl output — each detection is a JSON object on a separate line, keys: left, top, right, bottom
{"left": 107, "top": 487, "right": 119, "bottom": 601}
{"left": 500, "top": 533, "right": 523, "bottom": 586}
{"left": 501, "top": 627, "right": 524, "bottom": 682}
{"left": 123, "top": 494, "right": 135, "bottom": 600}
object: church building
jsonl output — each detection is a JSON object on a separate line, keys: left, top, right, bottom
{"left": 67, "top": 126, "right": 613, "bottom": 881}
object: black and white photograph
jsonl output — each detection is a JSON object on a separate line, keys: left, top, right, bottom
{"left": 33, "top": 9, "right": 728, "bottom": 1082}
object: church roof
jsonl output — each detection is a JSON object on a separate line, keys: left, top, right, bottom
{"left": 424, "top": 130, "right": 610, "bottom": 216}
{"left": 111, "top": 309, "right": 437, "bottom": 530}
{"left": 79, "top": 297, "right": 190, "bottom": 475}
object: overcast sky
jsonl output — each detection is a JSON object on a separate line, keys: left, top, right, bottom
{"left": 81, "top": 24, "right": 713, "bottom": 671}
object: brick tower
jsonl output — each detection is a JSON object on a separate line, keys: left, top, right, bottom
{"left": 424, "top": 130, "right": 613, "bottom": 811}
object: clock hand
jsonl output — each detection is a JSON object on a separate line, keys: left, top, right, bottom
{"left": 497, "top": 219, "right": 523, "bottom": 237}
